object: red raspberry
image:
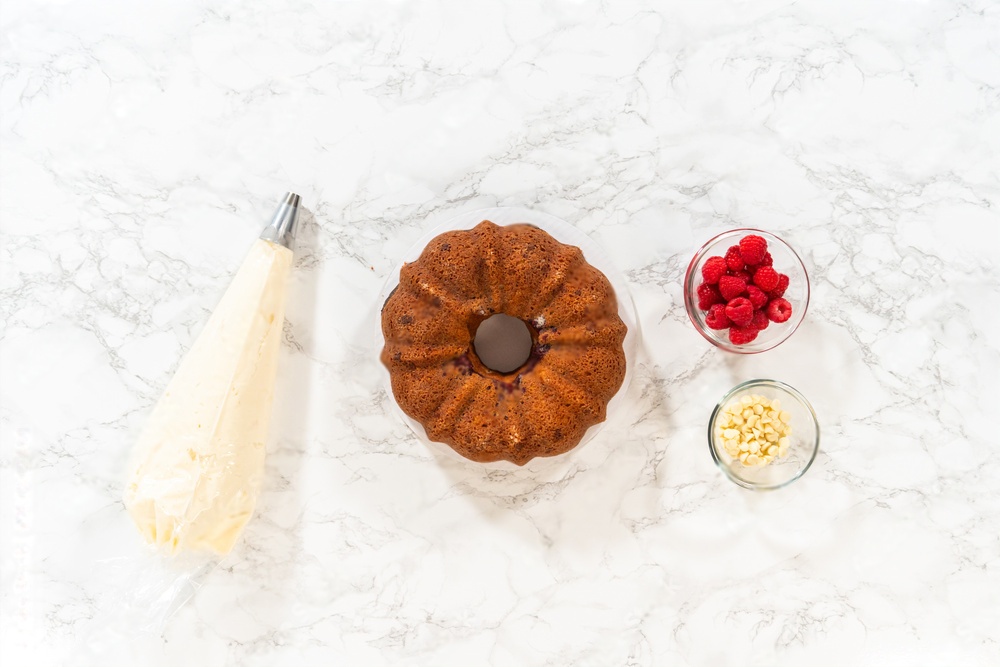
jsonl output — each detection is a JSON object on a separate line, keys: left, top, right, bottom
{"left": 724, "top": 297, "right": 754, "bottom": 326}
{"left": 758, "top": 251, "right": 773, "bottom": 267}
{"left": 725, "top": 245, "right": 745, "bottom": 271}
{"left": 718, "top": 274, "right": 747, "bottom": 301}
{"left": 696, "top": 283, "right": 722, "bottom": 310}
{"left": 766, "top": 297, "right": 793, "bottom": 323}
{"left": 731, "top": 269, "right": 752, "bottom": 284}
{"left": 747, "top": 285, "right": 768, "bottom": 309}
{"left": 705, "top": 304, "right": 730, "bottom": 329}
{"left": 751, "top": 310, "right": 769, "bottom": 330}
{"left": 739, "top": 234, "right": 768, "bottom": 265}
{"left": 729, "top": 325, "right": 759, "bottom": 345}
{"left": 769, "top": 273, "right": 789, "bottom": 298}
{"left": 753, "top": 266, "right": 779, "bottom": 292}
{"left": 701, "top": 256, "right": 727, "bottom": 284}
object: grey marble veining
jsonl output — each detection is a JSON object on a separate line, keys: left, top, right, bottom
{"left": 1, "top": 0, "right": 999, "bottom": 665}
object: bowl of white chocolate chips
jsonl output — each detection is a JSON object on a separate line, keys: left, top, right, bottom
{"left": 709, "top": 379, "right": 819, "bottom": 490}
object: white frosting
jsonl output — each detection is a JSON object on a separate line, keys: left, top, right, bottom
{"left": 123, "top": 239, "right": 292, "bottom": 554}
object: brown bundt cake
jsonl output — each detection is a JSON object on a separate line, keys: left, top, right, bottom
{"left": 381, "top": 220, "right": 627, "bottom": 465}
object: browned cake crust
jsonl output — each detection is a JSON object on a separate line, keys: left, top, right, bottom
{"left": 381, "top": 220, "right": 627, "bottom": 465}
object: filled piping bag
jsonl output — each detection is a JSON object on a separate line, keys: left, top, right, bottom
{"left": 75, "top": 194, "right": 301, "bottom": 663}
{"left": 124, "top": 193, "right": 300, "bottom": 554}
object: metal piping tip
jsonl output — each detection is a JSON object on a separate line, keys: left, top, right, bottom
{"left": 260, "top": 192, "right": 301, "bottom": 249}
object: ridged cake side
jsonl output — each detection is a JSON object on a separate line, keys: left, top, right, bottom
{"left": 381, "top": 220, "right": 626, "bottom": 465}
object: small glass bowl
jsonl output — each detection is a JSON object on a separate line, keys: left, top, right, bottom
{"left": 709, "top": 379, "right": 819, "bottom": 490}
{"left": 683, "top": 229, "right": 809, "bottom": 353}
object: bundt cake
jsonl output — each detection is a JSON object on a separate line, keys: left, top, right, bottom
{"left": 381, "top": 220, "right": 627, "bottom": 465}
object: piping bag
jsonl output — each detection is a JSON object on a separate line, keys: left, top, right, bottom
{"left": 77, "top": 194, "right": 301, "bottom": 660}
{"left": 123, "top": 192, "right": 300, "bottom": 555}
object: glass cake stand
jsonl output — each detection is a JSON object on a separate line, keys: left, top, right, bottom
{"left": 375, "top": 206, "right": 640, "bottom": 468}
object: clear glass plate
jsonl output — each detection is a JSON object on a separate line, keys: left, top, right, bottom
{"left": 376, "top": 206, "right": 640, "bottom": 468}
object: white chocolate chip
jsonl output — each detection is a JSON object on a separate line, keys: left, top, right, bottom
{"left": 716, "top": 392, "right": 795, "bottom": 468}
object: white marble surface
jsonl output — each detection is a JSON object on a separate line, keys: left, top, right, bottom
{"left": 2, "top": 0, "right": 999, "bottom": 664}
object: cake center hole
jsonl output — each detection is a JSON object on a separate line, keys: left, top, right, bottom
{"left": 473, "top": 314, "right": 533, "bottom": 373}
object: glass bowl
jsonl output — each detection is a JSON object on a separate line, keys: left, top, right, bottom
{"left": 375, "top": 206, "right": 641, "bottom": 468}
{"left": 709, "top": 379, "right": 819, "bottom": 490}
{"left": 683, "top": 228, "right": 809, "bottom": 353}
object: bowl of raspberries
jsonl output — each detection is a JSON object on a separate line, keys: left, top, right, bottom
{"left": 684, "top": 229, "right": 809, "bottom": 353}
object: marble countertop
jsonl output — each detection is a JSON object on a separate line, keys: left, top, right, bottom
{"left": 2, "top": 0, "right": 999, "bottom": 665}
